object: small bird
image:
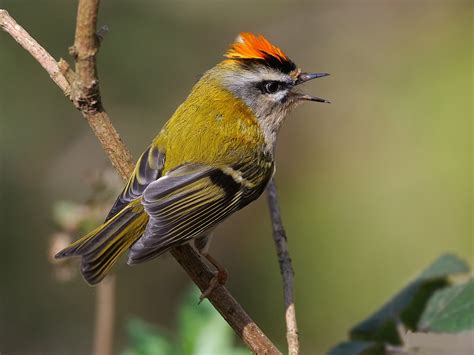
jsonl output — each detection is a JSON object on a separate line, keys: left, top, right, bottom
{"left": 55, "top": 32, "right": 329, "bottom": 296}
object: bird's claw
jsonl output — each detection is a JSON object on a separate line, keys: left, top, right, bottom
{"left": 198, "top": 269, "right": 228, "bottom": 304}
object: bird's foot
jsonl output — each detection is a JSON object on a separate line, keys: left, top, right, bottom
{"left": 198, "top": 257, "right": 228, "bottom": 304}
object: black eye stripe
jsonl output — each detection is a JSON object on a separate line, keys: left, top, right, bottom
{"left": 257, "top": 80, "right": 287, "bottom": 94}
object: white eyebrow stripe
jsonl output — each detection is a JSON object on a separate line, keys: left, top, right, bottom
{"left": 223, "top": 66, "right": 291, "bottom": 85}
{"left": 258, "top": 70, "right": 291, "bottom": 82}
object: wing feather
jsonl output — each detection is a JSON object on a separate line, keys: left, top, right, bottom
{"left": 106, "top": 145, "right": 165, "bottom": 220}
{"left": 128, "top": 163, "right": 252, "bottom": 264}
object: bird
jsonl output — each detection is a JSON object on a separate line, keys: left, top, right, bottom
{"left": 55, "top": 32, "right": 329, "bottom": 298}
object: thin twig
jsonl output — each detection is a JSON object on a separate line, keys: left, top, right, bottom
{"left": 267, "top": 179, "right": 300, "bottom": 355}
{"left": 92, "top": 275, "right": 116, "bottom": 355}
{"left": 0, "top": 8, "right": 281, "bottom": 354}
{"left": 0, "top": 9, "right": 70, "bottom": 95}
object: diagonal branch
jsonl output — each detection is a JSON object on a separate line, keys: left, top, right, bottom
{"left": 0, "top": 9, "right": 69, "bottom": 94}
{"left": 0, "top": 7, "right": 281, "bottom": 355}
{"left": 267, "top": 180, "right": 300, "bottom": 355}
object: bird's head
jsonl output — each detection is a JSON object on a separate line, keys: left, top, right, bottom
{"left": 213, "top": 32, "right": 329, "bottom": 143}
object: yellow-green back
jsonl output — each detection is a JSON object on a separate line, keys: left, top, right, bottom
{"left": 153, "top": 64, "right": 266, "bottom": 174}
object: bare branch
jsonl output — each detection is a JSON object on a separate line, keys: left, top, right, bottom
{"left": 0, "top": 9, "right": 70, "bottom": 95}
{"left": 267, "top": 179, "right": 300, "bottom": 355}
{"left": 92, "top": 275, "right": 116, "bottom": 355}
{"left": 71, "top": 0, "right": 101, "bottom": 113}
{"left": 0, "top": 8, "right": 133, "bottom": 179}
{"left": 0, "top": 7, "right": 281, "bottom": 354}
{"left": 69, "top": 0, "right": 134, "bottom": 180}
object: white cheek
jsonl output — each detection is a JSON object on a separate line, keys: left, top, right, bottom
{"left": 272, "top": 90, "right": 289, "bottom": 102}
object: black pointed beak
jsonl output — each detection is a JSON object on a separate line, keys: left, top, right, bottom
{"left": 294, "top": 72, "right": 330, "bottom": 103}
{"left": 295, "top": 72, "right": 330, "bottom": 85}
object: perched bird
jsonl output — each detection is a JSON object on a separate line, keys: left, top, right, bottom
{"left": 55, "top": 32, "right": 329, "bottom": 295}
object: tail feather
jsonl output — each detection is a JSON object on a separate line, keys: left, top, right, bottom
{"left": 55, "top": 201, "right": 148, "bottom": 285}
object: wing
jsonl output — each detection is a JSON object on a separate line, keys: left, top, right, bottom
{"left": 128, "top": 161, "right": 271, "bottom": 264}
{"left": 105, "top": 144, "right": 165, "bottom": 220}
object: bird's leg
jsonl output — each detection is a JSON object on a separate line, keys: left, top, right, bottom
{"left": 194, "top": 234, "right": 228, "bottom": 303}
{"left": 198, "top": 252, "right": 228, "bottom": 303}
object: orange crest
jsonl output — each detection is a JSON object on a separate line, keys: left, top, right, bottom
{"left": 225, "top": 32, "right": 289, "bottom": 63}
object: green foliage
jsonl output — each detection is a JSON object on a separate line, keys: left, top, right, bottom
{"left": 418, "top": 277, "right": 474, "bottom": 333}
{"left": 417, "top": 254, "right": 470, "bottom": 280}
{"left": 123, "top": 319, "right": 173, "bottom": 355}
{"left": 350, "top": 254, "right": 469, "bottom": 344}
{"left": 123, "top": 287, "right": 249, "bottom": 355}
{"left": 329, "top": 254, "right": 472, "bottom": 354}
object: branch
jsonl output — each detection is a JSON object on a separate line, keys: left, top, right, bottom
{"left": 267, "top": 180, "right": 300, "bottom": 355}
{"left": 0, "top": 9, "right": 69, "bottom": 94}
{"left": 0, "top": 7, "right": 281, "bottom": 354}
{"left": 92, "top": 275, "right": 115, "bottom": 355}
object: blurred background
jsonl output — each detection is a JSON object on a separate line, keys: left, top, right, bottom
{"left": 0, "top": 0, "right": 472, "bottom": 354}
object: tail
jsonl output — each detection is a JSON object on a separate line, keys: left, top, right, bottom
{"left": 55, "top": 201, "right": 149, "bottom": 285}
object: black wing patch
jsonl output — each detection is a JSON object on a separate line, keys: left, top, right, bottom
{"left": 127, "top": 163, "right": 246, "bottom": 264}
{"left": 106, "top": 145, "right": 165, "bottom": 220}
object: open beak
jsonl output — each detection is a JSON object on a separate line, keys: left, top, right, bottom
{"left": 295, "top": 72, "right": 330, "bottom": 103}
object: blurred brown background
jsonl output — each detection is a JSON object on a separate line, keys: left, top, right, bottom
{"left": 0, "top": 0, "right": 472, "bottom": 354}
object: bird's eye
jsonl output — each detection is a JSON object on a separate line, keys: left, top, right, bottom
{"left": 263, "top": 81, "right": 281, "bottom": 94}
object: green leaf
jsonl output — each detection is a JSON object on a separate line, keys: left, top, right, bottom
{"left": 124, "top": 287, "right": 248, "bottom": 355}
{"left": 123, "top": 318, "right": 173, "bottom": 355}
{"left": 417, "top": 254, "right": 470, "bottom": 280}
{"left": 350, "top": 254, "right": 469, "bottom": 344}
{"left": 328, "top": 340, "right": 385, "bottom": 355}
{"left": 177, "top": 286, "right": 249, "bottom": 355}
{"left": 418, "top": 278, "right": 474, "bottom": 332}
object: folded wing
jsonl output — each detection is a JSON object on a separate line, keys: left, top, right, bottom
{"left": 106, "top": 144, "right": 165, "bottom": 220}
{"left": 128, "top": 163, "right": 252, "bottom": 264}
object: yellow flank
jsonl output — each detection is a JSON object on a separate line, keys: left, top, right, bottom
{"left": 153, "top": 65, "right": 265, "bottom": 174}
